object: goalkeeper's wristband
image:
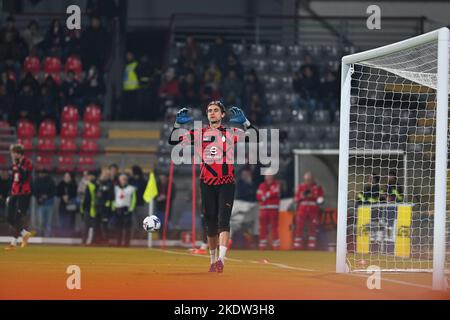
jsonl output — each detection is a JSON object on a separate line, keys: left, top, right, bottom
{"left": 173, "top": 122, "right": 181, "bottom": 129}
{"left": 243, "top": 119, "right": 251, "bottom": 129}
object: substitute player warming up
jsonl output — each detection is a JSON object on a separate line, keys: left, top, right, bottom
{"left": 169, "top": 101, "right": 257, "bottom": 273}
{"left": 4, "top": 144, "right": 33, "bottom": 251}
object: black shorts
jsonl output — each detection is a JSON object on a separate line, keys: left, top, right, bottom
{"left": 7, "top": 194, "right": 31, "bottom": 226}
{"left": 200, "top": 181, "right": 235, "bottom": 236}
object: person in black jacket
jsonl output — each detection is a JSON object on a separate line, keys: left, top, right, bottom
{"left": 57, "top": 172, "right": 78, "bottom": 237}
{"left": 0, "top": 169, "right": 10, "bottom": 222}
{"left": 33, "top": 169, "right": 56, "bottom": 236}
{"left": 95, "top": 168, "right": 114, "bottom": 245}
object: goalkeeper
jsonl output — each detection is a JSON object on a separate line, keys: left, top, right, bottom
{"left": 168, "top": 101, "right": 258, "bottom": 273}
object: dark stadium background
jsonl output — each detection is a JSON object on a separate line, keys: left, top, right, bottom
{"left": 0, "top": 0, "right": 448, "bottom": 249}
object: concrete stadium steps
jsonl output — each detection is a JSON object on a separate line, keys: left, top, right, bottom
{"left": 100, "top": 121, "right": 164, "bottom": 172}
{"left": 95, "top": 153, "right": 157, "bottom": 174}
{"left": 384, "top": 83, "right": 435, "bottom": 94}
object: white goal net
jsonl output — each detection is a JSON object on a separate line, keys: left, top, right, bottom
{"left": 337, "top": 28, "right": 450, "bottom": 291}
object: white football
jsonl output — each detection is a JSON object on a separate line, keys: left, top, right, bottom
{"left": 143, "top": 215, "right": 161, "bottom": 232}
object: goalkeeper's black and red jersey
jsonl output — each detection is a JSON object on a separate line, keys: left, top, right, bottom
{"left": 169, "top": 125, "right": 246, "bottom": 186}
{"left": 10, "top": 157, "right": 33, "bottom": 196}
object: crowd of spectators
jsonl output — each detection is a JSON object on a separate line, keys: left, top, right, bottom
{"left": 0, "top": 163, "right": 159, "bottom": 245}
{"left": 123, "top": 35, "right": 340, "bottom": 125}
{"left": 0, "top": 14, "right": 111, "bottom": 128}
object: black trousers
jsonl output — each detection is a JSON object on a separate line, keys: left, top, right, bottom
{"left": 7, "top": 194, "right": 31, "bottom": 238}
{"left": 200, "top": 182, "right": 235, "bottom": 237}
{"left": 115, "top": 208, "right": 132, "bottom": 247}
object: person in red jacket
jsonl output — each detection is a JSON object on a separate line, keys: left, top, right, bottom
{"left": 256, "top": 173, "right": 280, "bottom": 250}
{"left": 294, "top": 171, "right": 324, "bottom": 250}
{"left": 4, "top": 144, "right": 33, "bottom": 251}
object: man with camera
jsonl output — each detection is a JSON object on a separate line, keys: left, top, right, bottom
{"left": 294, "top": 171, "right": 324, "bottom": 250}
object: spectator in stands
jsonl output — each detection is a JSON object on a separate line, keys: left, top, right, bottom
{"left": 18, "top": 72, "right": 40, "bottom": 96}
{"left": 223, "top": 53, "right": 244, "bottom": 79}
{"left": 247, "top": 93, "right": 265, "bottom": 125}
{"left": 122, "top": 51, "right": 140, "bottom": 120}
{"left": 129, "top": 165, "right": 147, "bottom": 236}
{"left": 158, "top": 67, "right": 180, "bottom": 109}
{"left": 136, "top": 54, "right": 158, "bottom": 120}
{"left": 155, "top": 173, "right": 176, "bottom": 231}
{"left": 81, "top": 15, "right": 109, "bottom": 71}
{"left": 300, "top": 54, "right": 319, "bottom": 76}
{"left": 235, "top": 167, "right": 257, "bottom": 202}
{"left": 109, "top": 163, "right": 120, "bottom": 185}
{"left": 129, "top": 165, "right": 147, "bottom": 208}
{"left": 0, "top": 15, "right": 19, "bottom": 40}
{"left": 39, "top": 75, "right": 60, "bottom": 123}
{"left": 203, "top": 62, "right": 222, "bottom": 87}
{"left": 180, "top": 72, "right": 200, "bottom": 107}
{"left": 292, "top": 66, "right": 320, "bottom": 111}
{"left": 243, "top": 70, "right": 264, "bottom": 106}
{"left": 357, "top": 174, "right": 382, "bottom": 205}
{"left": 114, "top": 173, "right": 136, "bottom": 247}
{"left": 14, "top": 83, "right": 36, "bottom": 123}
{"left": 206, "top": 36, "right": 232, "bottom": 69}
{"left": 82, "top": 65, "right": 105, "bottom": 106}
{"left": 61, "top": 70, "right": 82, "bottom": 106}
{"left": 0, "top": 21, "right": 26, "bottom": 77}
{"left": 64, "top": 29, "right": 82, "bottom": 59}
{"left": 96, "top": 167, "right": 114, "bottom": 245}
{"left": 385, "top": 170, "right": 404, "bottom": 203}
{"left": 181, "top": 36, "right": 200, "bottom": 64}
{"left": 33, "top": 169, "right": 56, "bottom": 237}
{"left": 81, "top": 170, "right": 100, "bottom": 245}
{"left": 0, "top": 169, "right": 10, "bottom": 221}
{"left": 318, "top": 69, "right": 339, "bottom": 111}
{"left": 221, "top": 69, "right": 243, "bottom": 106}
{"left": 21, "top": 20, "right": 43, "bottom": 53}
{"left": 43, "top": 19, "right": 65, "bottom": 58}
{"left": 86, "top": 0, "right": 119, "bottom": 24}
{"left": 0, "top": 71, "right": 15, "bottom": 122}
{"left": 77, "top": 170, "right": 90, "bottom": 199}
{"left": 58, "top": 172, "right": 78, "bottom": 237}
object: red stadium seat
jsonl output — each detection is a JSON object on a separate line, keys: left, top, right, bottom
{"left": 64, "top": 56, "right": 82, "bottom": 76}
{"left": 82, "top": 122, "right": 100, "bottom": 139}
{"left": 59, "top": 138, "right": 77, "bottom": 155}
{"left": 61, "top": 105, "right": 79, "bottom": 123}
{"left": 0, "top": 121, "right": 10, "bottom": 130}
{"left": 44, "top": 56, "right": 62, "bottom": 74}
{"left": 80, "top": 139, "right": 99, "bottom": 155}
{"left": 78, "top": 156, "right": 94, "bottom": 172}
{"left": 57, "top": 155, "right": 75, "bottom": 172}
{"left": 37, "top": 138, "right": 56, "bottom": 155}
{"left": 38, "top": 119, "right": 57, "bottom": 138}
{"left": 17, "top": 138, "right": 33, "bottom": 151}
{"left": 0, "top": 154, "right": 6, "bottom": 166}
{"left": 83, "top": 104, "right": 102, "bottom": 123}
{"left": 23, "top": 56, "right": 41, "bottom": 75}
{"left": 17, "top": 120, "right": 36, "bottom": 139}
{"left": 60, "top": 122, "right": 78, "bottom": 139}
{"left": 36, "top": 155, "right": 53, "bottom": 171}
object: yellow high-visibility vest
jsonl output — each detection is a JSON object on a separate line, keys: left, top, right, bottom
{"left": 123, "top": 61, "right": 139, "bottom": 91}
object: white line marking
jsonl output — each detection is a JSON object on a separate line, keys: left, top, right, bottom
{"left": 158, "top": 249, "right": 434, "bottom": 290}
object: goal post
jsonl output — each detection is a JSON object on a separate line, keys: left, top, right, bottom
{"left": 336, "top": 28, "right": 449, "bottom": 291}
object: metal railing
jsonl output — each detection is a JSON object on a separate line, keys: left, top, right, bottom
{"left": 167, "top": 13, "right": 426, "bottom": 49}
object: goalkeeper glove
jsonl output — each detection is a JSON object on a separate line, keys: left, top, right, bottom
{"left": 174, "top": 107, "right": 193, "bottom": 128}
{"left": 229, "top": 106, "right": 251, "bottom": 128}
